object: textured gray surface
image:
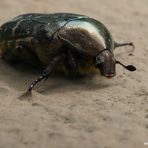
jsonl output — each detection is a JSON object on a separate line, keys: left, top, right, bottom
{"left": 0, "top": 0, "right": 147, "bottom": 148}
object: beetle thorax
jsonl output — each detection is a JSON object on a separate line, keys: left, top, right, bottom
{"left": 59, "top": 20, "right": 107, "bottom": 55}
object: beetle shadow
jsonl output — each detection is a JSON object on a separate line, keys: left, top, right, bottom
{"left": 34, "top": 73, "right": 114, "bottom": 95}
{"left": 0, "top": 59, "right": 42, "bottom": 90}
{"left": 0, "top": 59, "right": 115, "bottom": 96}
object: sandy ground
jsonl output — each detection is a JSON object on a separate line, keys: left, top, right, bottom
{"left": 0, "top": 0, "right": 148, "bottom": 148}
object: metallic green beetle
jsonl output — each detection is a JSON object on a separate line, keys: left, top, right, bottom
{"left": 0, "top": 13, "right": 136, "bottom": 93}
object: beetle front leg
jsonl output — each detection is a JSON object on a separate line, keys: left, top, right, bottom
{"left": 65, "top": 50, "right": 83, "bottom": 78}
{"left": 27, "top": 53, "right": 65, "bottom": 93}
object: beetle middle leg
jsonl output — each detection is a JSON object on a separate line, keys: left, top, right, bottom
{"left": 27, "top": 53, "right": 65, "bottom": 93}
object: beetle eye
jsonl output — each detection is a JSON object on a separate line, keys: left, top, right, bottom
{"left": 96, "top": 55, "right": 104, "bottom": 65}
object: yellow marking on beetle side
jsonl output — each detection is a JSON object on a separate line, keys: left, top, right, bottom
{"left": 26, "top": 28, "right": 31, "bottom": 34}
{"left": 0, "top": 47, "right": 3, "bottom": 57}
{"left": 12, "top": 15, "right": 24, "bottom": 21}
{"left": 79, "top": 65, "right": 96, "bottom": 74}
{"left": 0, "top": 41, "right": 7, "bottom": 55}
{"left": 0, "top": 45, "right": 5, "bottom": 57}
{"left": 34, "top": 16, "right": 42, "bottom": 19}
{"left": 12, "top": 19, "right": 25, "bottom": 36}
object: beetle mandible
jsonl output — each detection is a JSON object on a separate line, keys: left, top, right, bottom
{"left": 0, "top": 13, "right": 136, "bottom": 93}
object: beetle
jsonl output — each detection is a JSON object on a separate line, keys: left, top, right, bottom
{"left": 0, "top": 13, "right": 136, "bottom": 93}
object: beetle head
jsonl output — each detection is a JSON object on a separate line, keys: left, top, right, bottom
{"left": 95, "top": 49, "right": 116, "bottom": 78}
{"left": 95, "top": 49, "right": 136, "bottom": 78}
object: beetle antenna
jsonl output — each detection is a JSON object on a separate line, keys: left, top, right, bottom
{"left": 116, "top": 61, "right": 136, "bottom": 71}
{"left": 114, "top": 42, "right": 135, "bottom": 50}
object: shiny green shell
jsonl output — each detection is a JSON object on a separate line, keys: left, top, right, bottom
{"left": 0, "top": 13, "right": 115, "bottom": 74}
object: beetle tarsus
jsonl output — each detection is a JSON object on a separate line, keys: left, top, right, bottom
{"left": 27, "top": 75, "right": 46, "bottom": 93}
{"left": 26, "top": 54, "right": 65, "bottom": 93}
